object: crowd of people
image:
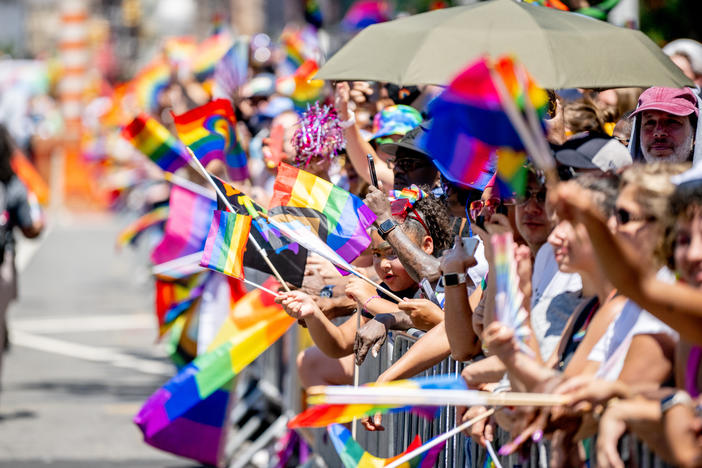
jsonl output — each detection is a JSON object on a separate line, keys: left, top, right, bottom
{"left": 257, "top": 41, "right": 702, "bottom": 467}
{"left": 63, "top": 8, "right": 702, "bottom": 467}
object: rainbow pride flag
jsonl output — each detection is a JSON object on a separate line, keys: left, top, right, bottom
{"left": 288, "top": 375, "right": 464, "bottom": 428}
{"left": 135, "top": 284, "right": 294, "bottom": 458}
{"left": 164, "top": 36, "right": 197, "bottom": 66}
{"left": 269, "top": 163, "right": 376, "bottom": 266}
{"left": 422, "top": 56, "right": 546, "bottom": 196}
{"left": 491, "top": 232, "right": 530, "bottom": 346}
{"left": 200, "top": 210, "right": 251, "bottom": 279}
{"left": 164, "top": 302, "right": 200, "bottom": 367}
{"left": 342, "top": 0, "right": 392, "bottom": 31}
{"left": 117, "top": 205, "right": 169, "bottom": 248}
{"left": 278, "top": 59, "right": 324, "bottom": 110}
{"left": 215, "top": 38, "right": 249, "bottom": 97}
{"left": 122, "top": 114, "right": 188, "bottom": 173}
{"left": 191, "top": 31, "right": 234, "bottom": 79}
{"left": 279, "top": 26, "right": 320, "bottom": 76}
{"left": 155, "top": 272, "right": 209, "bottom": 332}
{"left": 211, "top": 175, "right": 308, "bottom": 288}
{"left": 131, "top": 58, "right": 171, "bottom": 113}
{"left": 150, "top": 184, "right": 217, "bottom": 264}
{"left": 172, "top": 99, "right": 249, "bottom": 181}
{"left": 328, "top": 423, "right": 445, "bottom": 468}
{"left": 304, "top": 0, "right": 323, "bottom": 28}
{"left": 388, "top": 185, "right": 427, "bottom": 205}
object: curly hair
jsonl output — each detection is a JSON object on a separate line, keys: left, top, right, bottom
{"left": 399, "top": 190, "right": 453, "bottom": 256}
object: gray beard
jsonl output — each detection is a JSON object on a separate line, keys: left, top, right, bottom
{"left": 642, "top": 131, "right": 694, "bottom": 163}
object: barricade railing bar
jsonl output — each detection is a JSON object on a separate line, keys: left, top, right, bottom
{"left": 229, "top": 325, "right": 676, "bottom": 468}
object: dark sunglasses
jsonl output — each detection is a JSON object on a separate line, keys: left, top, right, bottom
{"left": 391, "top": 157, "right": 431, "bottom": 173}
{"left": 515, "top": 189, "right": 547, "bottom": 205}
{"left": 615, "top": 208, "right": 655, "bottom": 225}
{"left": 468, "top": 197, "right": 514, "bottom": 221}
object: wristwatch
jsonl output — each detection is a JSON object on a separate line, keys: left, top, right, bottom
{"left": 442, "top": 272, "right": 467, "bottom": 287}
{"left": 319, "top": 285, "right": 335, "bottom": 298}
{"left": 661, "top": 390, "right": 693, "bottom": 414}
{"left": 377, "top": 219, "right": 397, "bottom": 240}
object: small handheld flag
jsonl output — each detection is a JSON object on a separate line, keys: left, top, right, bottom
{"left": 172, "top": 99, "right": 249, "bottom": 181}
{"left": 200, "top": 210, "right": 252, "bottom": 279}
{"left": 122, "top": 114, "right": 188, "bottom": 173}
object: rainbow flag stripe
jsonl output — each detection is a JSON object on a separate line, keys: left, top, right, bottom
{"left": 492, "top": 232, "right": 530, "bottom": 344}
{"left": 191, "top": 32, "right": 234, "bottom": 79}
{"left": 494, "top": 56, "right": 548, "bottom": 117}
{"left": 495, "top": 148, "right": 527, "bottom": 197}
{"left": 422, "top": 56, "right": 546, "bottom": 194}
{"left": 328, "top": 423, "right": 445, "bottom": 468}
{"left": 131, "top": 59, "right": 171, "bottom": 113}
{"left": 288, "top": 375, "right": 464, "bottom": 428}
{"left": 269, "top": 163, "right": 376, "bottom": 265}
{"left": 172, "top": 99, "right": 249, "bottom": 181}
{"left": 116, "top": 205, "right": 169, "bottom": 247}
{"left": 342, "top": 0, "right": 392, "bottom": 30}
{"left": 122, "top": 114, "right": 188, "bottom": 173}
{"left": 200, "top": 210, "right": 251, "bottom": 279}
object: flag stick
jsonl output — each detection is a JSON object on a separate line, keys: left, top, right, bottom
{"left": 348, "top": 267, "right": 402, "bottom": 303}
{"left": 152, "top": 252, "right": 205, "bottom": 276}
{"left": 487, "top": 63, "right": 558, "bottom": 186}
{"left": 352, "top": 303, "right": 361, "bottom": 440}
{"left": 485, "top": 440, "right": 504, "bottom": 468}
{"left": 240, "top": 278, "right": 280, "bottom": 297}
{"left": 184, "top": 148, "right": 291, "bottom": 292}
{"left": 384, "top": 408, "right": 495, "bottom": 468}
{"left": 306, "top": 386, "right": 570, "bottom": 407}
{"left": 163, "top": 171, "right": 216, "bottom": 199}
{"left": 151, "top": 252, "right": 280, "bottom": 297}
{"left": 513, "top": 64, "right": 560, "bottom": 186}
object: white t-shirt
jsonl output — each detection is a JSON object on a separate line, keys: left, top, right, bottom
{"left": 589, "top": 268, "right": 679, "bottom": 381}
{"left": 466, "top": 236, "right": 488, "bottom": 296}
{"left": 529, "top": 243, "right": 583, "bottom": 361}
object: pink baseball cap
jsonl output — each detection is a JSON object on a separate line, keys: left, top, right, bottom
{"left": 630, "top": 86, "right": 699, "bottom": 118}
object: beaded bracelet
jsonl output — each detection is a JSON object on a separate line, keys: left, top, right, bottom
{"left": 363, "top": 294, "right": 381, "bottom": 309}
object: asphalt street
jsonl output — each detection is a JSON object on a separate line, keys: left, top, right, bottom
{"left": 0, "top": 212, "right": 196, "bottom": 467}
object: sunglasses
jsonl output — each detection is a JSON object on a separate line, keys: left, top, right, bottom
{"left": 515, "top": 189, "right": 547, "bottom": 205}
{"left": 390, "top": 198, "right": 431, "bottom": 237}
{"left": 468, "top": 197, "right": 513, "bottom": 221}
{"left": 391, "top": 157, "right": 431, "bottom": 173}
{"left": 615, "top": 208, "right": 655, "bottom": 226}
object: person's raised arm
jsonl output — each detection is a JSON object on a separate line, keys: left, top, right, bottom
{"left": 334, "top": 82, "right": 393, "bottom": 188}
{"left": 364, "top": 186, "right": 441, "bottom": 283}
{"left": 440, "top": 236, "right": 481, "bottom": 361}
{"left": 553, "top": 182, "right": 702, "bottom": 343}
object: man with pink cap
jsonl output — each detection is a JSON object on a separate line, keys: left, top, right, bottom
{"left": 629, "top": 86, "right": 701, "bottom": 164}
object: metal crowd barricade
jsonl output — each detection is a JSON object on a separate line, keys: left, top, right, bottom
{"left": 224, "top": 321, "right": 677, "bottom": 468}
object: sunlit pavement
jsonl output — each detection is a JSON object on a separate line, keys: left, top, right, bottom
{"left": 0, "top": 212, "right": 194, "bottom": 467}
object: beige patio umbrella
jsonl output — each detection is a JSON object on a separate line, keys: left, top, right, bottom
{"left": 316, "top": 0, "right": 692, "bottom": 89}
